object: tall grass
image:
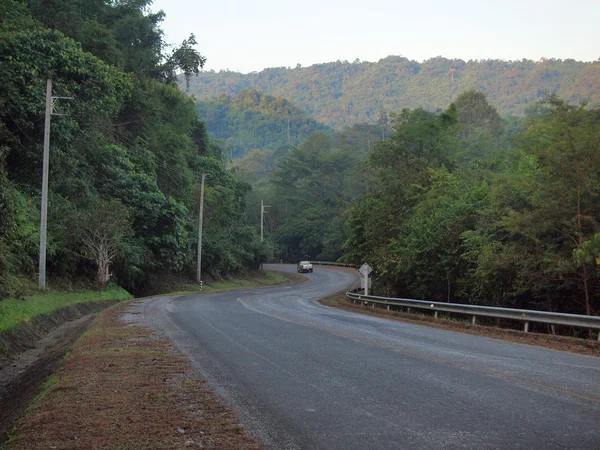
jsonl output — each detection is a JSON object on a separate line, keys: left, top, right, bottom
{"left": 0, "top": 286, "right": 132, "bottom": 333}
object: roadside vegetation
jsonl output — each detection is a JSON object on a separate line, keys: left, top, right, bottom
{"left": 0, "top": 0, "right": 273, "bottom": 300}
{"left": 174, "top": 270, "right": 305, "bottom": 294}
{"left": 0, "top": 285, "right": 131, "bottom": 334}
{"left": 139, "top": 269, "right": 305, "bottom": 296}
{"left": 0, "top": 270, "right": 300, "bottom": 337}
{"left": 249, "top": 92, "right": 600, "bottom": 329}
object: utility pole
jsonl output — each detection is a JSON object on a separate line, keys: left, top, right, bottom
{"left": 197, "top": 173, "right": 206, "bottom": 284}
{"left": 39, "top": 79, "right": 52, "bottom": 291}
{"left": 39, "top": 79, "right": 72, "bottom": 291}
{"left": 260, "top": 200, "right": 270, "bottom": 242}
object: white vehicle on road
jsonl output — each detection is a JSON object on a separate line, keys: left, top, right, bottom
{"left": 297, "top": 261, "right": 313, "bottom": 273}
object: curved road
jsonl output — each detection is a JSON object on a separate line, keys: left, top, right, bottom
{"left": 130, "top": 265, "right": 600, "bottom": 449}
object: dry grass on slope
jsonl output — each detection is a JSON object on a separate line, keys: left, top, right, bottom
{"left": 7, "top": 301, "right": 262, "bottom": 449}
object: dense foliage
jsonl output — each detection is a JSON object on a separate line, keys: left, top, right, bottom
{"left": 266, "top": 91, "right": 600, "bottom": 319}
{"left": 184, "top": 56, "right": 600, "bottom": 129}
{"left": 0, "top": 0, "right": 270, "bottom": 297}
{"left": 196, "top": 90, "right": 331, "bottom": 159}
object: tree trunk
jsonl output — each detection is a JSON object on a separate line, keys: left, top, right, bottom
{"left": 96, "top": 246, "right": 111, "bottom": 290}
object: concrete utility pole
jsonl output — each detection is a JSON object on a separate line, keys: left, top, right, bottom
{"left": 197, "top": 173, "right": 206, "bottom": 284}
{"left": 260, "top": 200, "right": 271, "bottom": 242}
{"left": 38, "top": 79, "right": 72, "bottom": 291}
{"left": 39, "top": 79, "right": 52, "bottom": 291}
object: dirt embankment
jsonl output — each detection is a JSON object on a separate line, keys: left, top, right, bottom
{"left": 6, "top": 301, "right": 261, "bottom": 449}
{"left": 0, "top": 301, "right": 117, "bottom": 444}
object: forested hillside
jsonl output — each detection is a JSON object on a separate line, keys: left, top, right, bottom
{"left": 184, "top": 56, "right": 600, "bottom": 129}
{"left": 0, "top": 0, "right": 271, "bottom": 297}
{"left": 264, "top": 90, "right": 600, "bottom": 321}
{"left": 196, "top": 90, "right": 331, "bottom": 158}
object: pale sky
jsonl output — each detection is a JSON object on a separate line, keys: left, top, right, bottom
{"left": 150, "top": 0, "right": 599, "bottom": 74}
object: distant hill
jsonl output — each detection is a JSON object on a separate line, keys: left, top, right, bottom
{"left": 184, "top": 56, "right": 600, "bottom": 129}
{"left": 196, "top": 90, "right": 331, "bottom": 158}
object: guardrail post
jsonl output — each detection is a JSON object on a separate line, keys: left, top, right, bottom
{"left": 345, "top": 289, "right": 600, "bottom": 338}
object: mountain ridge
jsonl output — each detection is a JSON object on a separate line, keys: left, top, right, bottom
{"left": 182, "top": 55, "right": 600, "bottom": 129}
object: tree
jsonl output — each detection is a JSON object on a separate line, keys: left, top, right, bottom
{"left": 574, "top": 234, "right": 600, "bottom": 267}
{"left": 453, "top": 90, "right": 503, "bottom": 139}
{"left": 463, "top": 96, "right": 600, "bottom": 316}
{"left": 270, "top": 132, "right": 358, "bottom": 261}
{"left": 78, "top": 199, "right": 130, "bottom": 289}
{"left": 162, "top": 34, "right": 206, "bottom": 88}
{"left": 514, "top": 96, "right": 600, "bottom": 315}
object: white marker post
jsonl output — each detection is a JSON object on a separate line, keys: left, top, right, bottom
{"left": 359, "top": 263, "right": 373, "bottom": 296}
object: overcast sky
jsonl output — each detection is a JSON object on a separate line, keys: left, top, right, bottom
{"left": 150, "top": 0, "right": 599, "bottom": 74}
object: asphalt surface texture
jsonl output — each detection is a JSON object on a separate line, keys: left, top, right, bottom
{"left": 129, "top": 265, "right": 600, "bottom": 449}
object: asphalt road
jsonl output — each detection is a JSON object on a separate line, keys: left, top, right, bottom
{"left": 131, "top": 265, "right": 600, "bottom": 449}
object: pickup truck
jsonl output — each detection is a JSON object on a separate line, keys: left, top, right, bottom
{"left": 297, "top": 261, "right": 313, "bottom": 273}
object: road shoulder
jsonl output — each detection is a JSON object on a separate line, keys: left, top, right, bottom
{"left": 2, "top": 271, "right": 301, "bottom": 448}
{"left": 319, "top": 293, "right": 600, "bottom": 357}
{"left": 5, "top": 300, "right": 262, "bottom": 449}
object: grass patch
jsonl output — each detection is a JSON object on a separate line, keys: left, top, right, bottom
{"left": 0, "top": 285, "right": 132, "bottom": 334}
{"left": 167, "top": 270, "right": 305, "bottom": 295}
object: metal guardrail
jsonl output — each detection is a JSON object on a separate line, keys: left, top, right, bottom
{"left": 310, "top": 261, "right": 357, "bottom": 268}
{"left": 346, "top": 291, "right": 600, "bottom": 340}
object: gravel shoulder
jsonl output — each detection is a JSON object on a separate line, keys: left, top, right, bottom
{"left": 5, "top": 300, "right": 262, "bottom": 449}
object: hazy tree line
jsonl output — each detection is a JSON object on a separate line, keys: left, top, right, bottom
{"left": 196, "top": 90, "right": 331, "bottom": 159}
{"left": 184, "top": 55, "right": 600, "bottom": 129}
{"left": 263, "top": 90, "right": 600, "bottom": 319}
{"left": 0, "top": 0, "right": 271, "bottom": 297}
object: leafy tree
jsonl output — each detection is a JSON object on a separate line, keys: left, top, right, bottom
{"left": 0, "top": 0, "right": 268, "bottom": 296}
{"left": 496, "top": 96, "right": 600, "bottom": 315}
{"left": 453, "top": 89, "right": 503, "bottom": 139}
{"left": 77, "top": 199, "right": 130, "bottom": 289}
{"left": 574, "top": 234, "right": 600, "bottom": 267}
{"left": 340, "top": 92, "right": 600, "bottom": 322}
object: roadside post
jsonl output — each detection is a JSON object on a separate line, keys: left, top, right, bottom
{"left": 359, "top": 263, "right": 373, "bottom": 296}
